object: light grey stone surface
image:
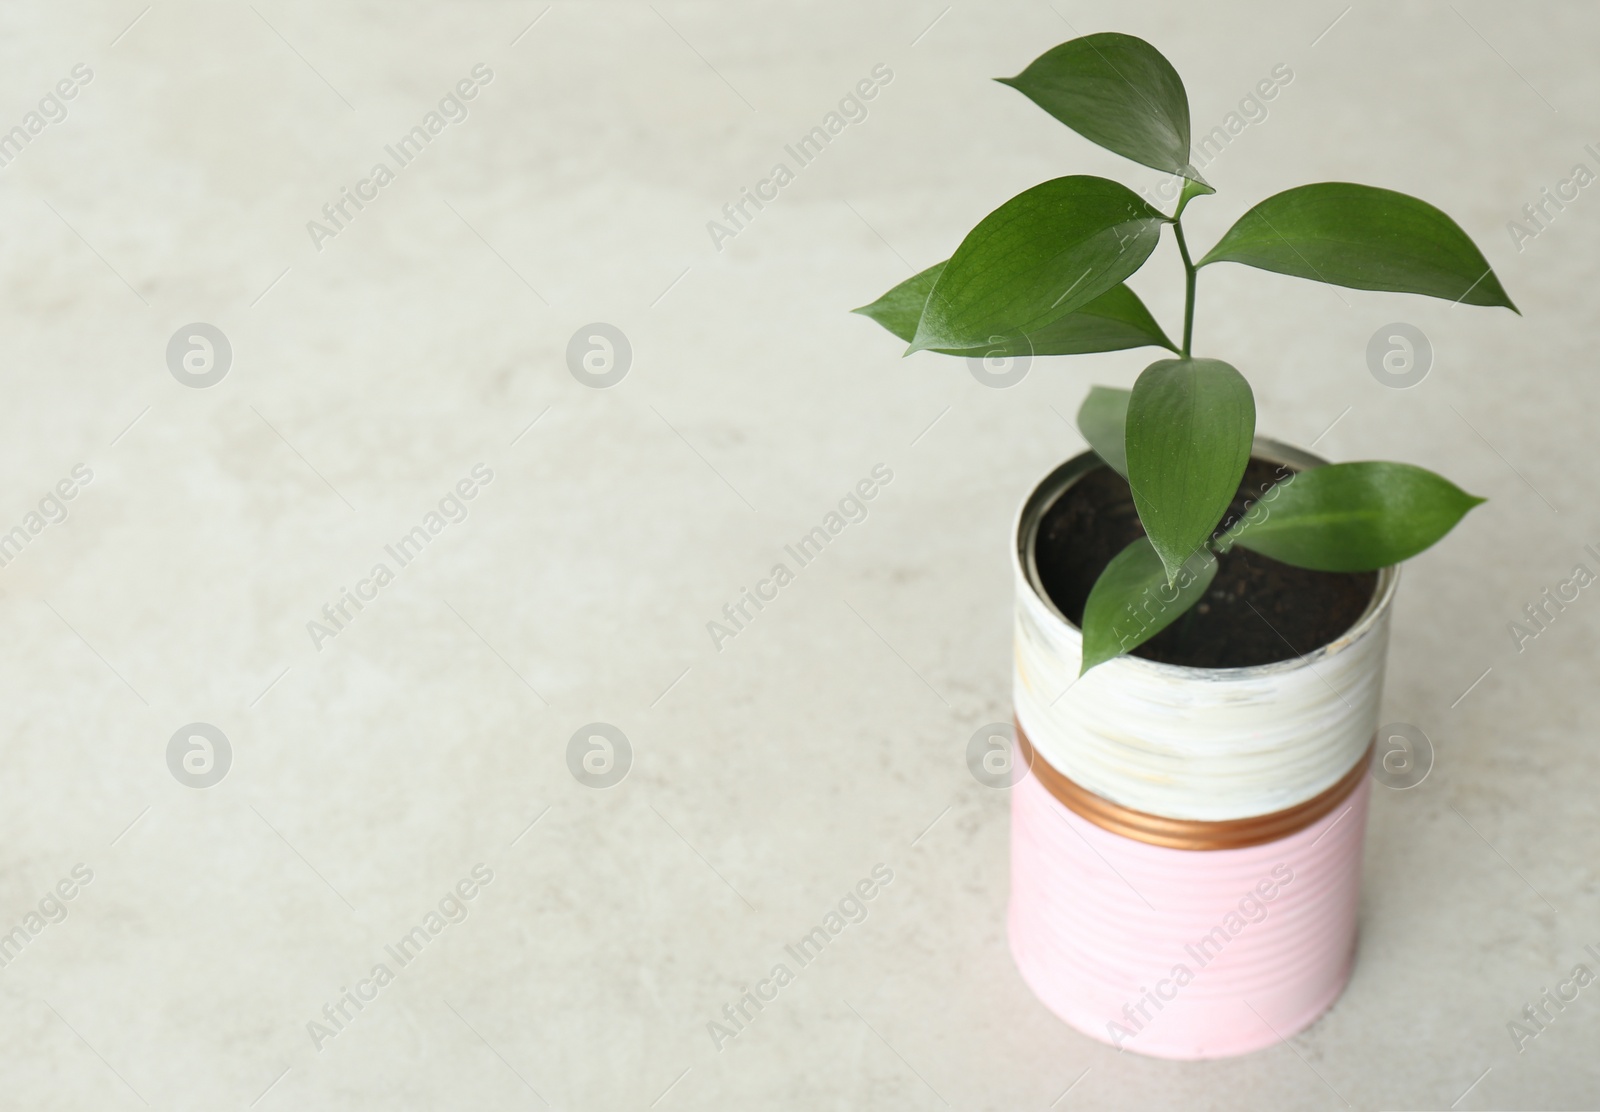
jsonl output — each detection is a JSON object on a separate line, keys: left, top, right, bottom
{"left": 0, "top": 2, "right": 1594, "bottom": 1108}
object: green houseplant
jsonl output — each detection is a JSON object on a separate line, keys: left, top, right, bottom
{"left": 854, "top": 33, "right": 1511, "bottom": 674}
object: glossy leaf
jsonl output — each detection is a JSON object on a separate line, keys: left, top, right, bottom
{"left": 1077, "top": 385, "right": 1131, "bottom": 477}
{"left": 1220, "top": 461, "right": 1486, "bottom": 571}
{"left": 1199, "top": 183, "right": 1517, "bottom": 310}
{"left": 851, "top": 262, "right": 943, "bottom": 342}
{"left": 997, "top": 34, "right": 1208, "bottom": 186}
{"left": 945, "top": 283, "right": 1177, "bottom": 358}
{"left": 1080, "top": 536, "right": 1218, "bottom": 673}
{"left": 908, "top": 176, "right": 1167, "bottom": 353}
{"left": 1126, "top": 358, "right": 1255, "bottom": 581}
{"left": 855, "top": 266, "right": 1174, "bottom": 355}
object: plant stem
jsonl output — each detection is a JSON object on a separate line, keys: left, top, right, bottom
{"left": 1173, "top": 217, "right": 1197, "bottom": 359}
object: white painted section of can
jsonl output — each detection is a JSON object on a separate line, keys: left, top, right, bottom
{"left": 1011, "top": 441, "right": 1396, "bottom": 823}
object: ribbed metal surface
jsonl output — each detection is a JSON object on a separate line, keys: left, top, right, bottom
{"left": 1008, "top": 768, "right": 1370, "bottom": 1059}
{"left": 1015, "top": 719, "right": 1373, "bottom": 850}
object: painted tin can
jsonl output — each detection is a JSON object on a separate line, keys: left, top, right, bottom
{"left": 1007, "top": 440, "right": 1395, "bottom": 1059}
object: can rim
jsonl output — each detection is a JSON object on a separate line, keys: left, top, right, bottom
{"left": 1013, "top": 437, "right": 1400, "bottom": 680}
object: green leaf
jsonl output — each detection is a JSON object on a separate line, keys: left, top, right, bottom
{"left": 996, "top": 33, "right": 1208, "bottom": 187}
{"left": 908, "top": 176, "right": 1167, "bottom": 353}
{"left": 1022, "top": 283, "right": 1176, "bottom": 355}
{"left": 1080, "top": 536, "right": 1218, "bottom": 673}
{"left": 1220, "top": 461, "right": 1486, "bottom": 572}
{"left": 1126, "top": 358, "right": 1255, "bottom": 581}
{"left": 852, "top": 262, "right": 943, "bottom": 342}
{"left": 1077, "top": 385, "right": 1131, "bottom": 477}
{"left": 945, "top": 283, "right": 1177, "bottom": 358}
{"left": 1198, "top": 183, "right": 1517, "bottom": 310}
{"left": 857, "top": 266, "right": 1174, "bottom": 356}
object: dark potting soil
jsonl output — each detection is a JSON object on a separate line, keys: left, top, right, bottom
{"left": 1034, "top": 458, "right": 1378, "bottom": 669}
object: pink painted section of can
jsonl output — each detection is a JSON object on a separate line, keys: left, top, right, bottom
{"left": 1008, "top": 767, "right": 1371, "bottom": 1059}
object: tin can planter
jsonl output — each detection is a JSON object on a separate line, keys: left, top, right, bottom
{"left": 1006, "top": 439, "right": 1397, "bottom": 1060}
